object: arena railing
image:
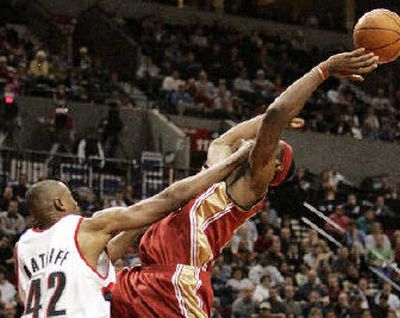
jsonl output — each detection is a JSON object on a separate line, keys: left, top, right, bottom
{"left": 0, "top": 147, "right": 196, "bottom": 198}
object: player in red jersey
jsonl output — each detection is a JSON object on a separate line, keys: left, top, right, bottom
{"left": 110, "top": 49, "right": 378, "bottom": 317}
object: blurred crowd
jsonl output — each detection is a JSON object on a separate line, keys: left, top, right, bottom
{"left": 1, "top": 163, "right": 400, "bottom": 317}
{"left": 128, "top": 16, "right": 400, "bottom": 144}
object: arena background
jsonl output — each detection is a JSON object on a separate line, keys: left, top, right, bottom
{"left": 1, "top": 0, "right": 400, "bottom": 317}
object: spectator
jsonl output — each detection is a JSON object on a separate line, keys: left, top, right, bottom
{"left": 48, "top": 104, "right": 74, "bottom": 159}
{"left": 265, "top": 237, "right": 285, "bottom": 268}
{"left": 232, "top": 223, "right": 255, "bottom": 254}
{"left": 328, "top": 204, "right": 350, "bottom": 232}
{"left": 194, "top": 70, "right": 215, "bottom": 108}
{"left": 227, "top": 268, "right": 253, "bottom": 293}
{"left": 297, "top": 270, "right": 326, "bottom": 302}
{"left": 356, "top": 209, "right": 376, "bottom": 235}
{"left": 282, "top": 284, "right": 303, "bottom": 317}
{"left": 343, "top": 193, "right": 361, "bottom": 217}
{"left": 335, "top": 292, "right": 352, "bottom": 317}
{"left": 0, "top": 199, "right": 25, "bottom": 238}
{"left": 366, "top": 234, "right": 394, "bottom": 268}
{"left": 231, "top": 283, "right": 257, "bottom": 318}
{"left": 12, "top": 174, "right": 28, "bottom": 201}
{"left": 374, "top": 282, "right": 400, "bottom": 316}
{"left": 365, "top": 222, "right": 390, "bottom": 249}
{"left": 268, "top": 287, "right": 286, "bottom": 316}
{"left": 0, "top": 187, "right": 13, "bottom": 212}
{"left": 170, "top": 82, "right": 195, "bottom": 115}
{"left": 0, "top": 268, "right": 16, "bottom": 306}
{"left": 253, "top": 274, "right": 271, "bottom": 303}
{"left": 302, "top": 290, "right": 325, "bottom": 318}
{"left": 28, "top": 50, "right": 49, "bottom": 78}
{"left": 331, "top": 247, "right": 352, "bottom": 277}
{"left": 318, "top": 189, "right": 337, "bottom": 214}
{"left": 344, "top": 220, "right": 366, "bottom": 248}
{"left": 212, "top": 81, "right": 233, "bottom": 117}
{"left": 311, "top": 111, "right": 329, "bottom": 133}
{"left": 123, "top": 185, "right": 137, "bottom": 206}
{"left": 0, "top": 235, "right": 13, "bottom": 273}
{"left": 161, "top": 70, "right": 183, "bottom": 93}
{"left": 373, "top": 195, "right": 394, "bottom": 217}
{"left": 110, "top": 191, "right": 127, "bottom": 208}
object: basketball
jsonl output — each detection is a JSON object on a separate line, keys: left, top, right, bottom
{"left": 353, "top": 9, "right": 400, "bottom": 63}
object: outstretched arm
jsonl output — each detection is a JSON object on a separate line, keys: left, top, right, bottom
{"left": 81, "top": 141, "right": 251, "bottom": 237}
{"left": 249, "top": 49, "right": 378, "bottom": 191}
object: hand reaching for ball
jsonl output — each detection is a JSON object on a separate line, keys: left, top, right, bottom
{"left": 319, "top": 48, "right": 379, "bottom": 81}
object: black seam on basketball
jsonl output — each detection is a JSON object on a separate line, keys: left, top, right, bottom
{"left": 354, "top": 36, "right": 400, "bottom": 51}
{"left": 381, "top": 11, "right": 400, "bottom": 30}
{"left": 354, "top": 27, "right": 400, "bottom": 37}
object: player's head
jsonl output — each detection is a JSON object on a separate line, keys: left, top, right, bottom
{"left": 270, "top": 140, "right": 295, "bottom": 187}
{"left": 26, "top": 180, "right": 79, "bottom": 229}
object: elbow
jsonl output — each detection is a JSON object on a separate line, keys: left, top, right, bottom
{"left": 265, "top": 104, "right": 289, "bottom": 124}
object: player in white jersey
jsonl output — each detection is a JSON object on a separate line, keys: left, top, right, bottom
{"left": 15, "top": 145, "right": 251, "bottom": 318}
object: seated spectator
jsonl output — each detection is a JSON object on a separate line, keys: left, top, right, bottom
{"left": 253, "top": 274, "right": 271, "bottom": 304}
{"left": 123, "top": 185, "right": 137, "bottom": 206}
{"left": 311, "top": 111, "right": 329, "bottom": 133}
{"left": 269, "top": 287, "right": 286, "bottom": 316}
{"left": 362, "top": 107, "right": 380, "bottom": 139}
{"left": 365, "top": 222, "right": 390, "bottom": 249}
{"left": 297, "top": 270, "right": 326, "bottom": 302}
{"left": 328, "top": 204, "right": 350, "bottom": 231}
{"left": 331, "top": 247, "right": 352, "bottom": 277}
{"left": 374, "top": 282, "right": 400, "bottom": 316}
{"left": 344, "top": 220, "right": 366, "bottom": 248}
{"left": 170, "top": 83, "right": 195, "bottom": 115}
{"left": 343, "top": 193, "right": 362, "bottom": 217}
{"left": 12, "top": 174, "right": 28, "bottom": 201}
{"left": 335, "top": 292, "right": 352, "bottom": 317}
{"left": 231, "top": 283, "right": 257, "bottom": 318}
{"left": 253, "top": 69, "right": 275, "bottom": 96}
{"left": 373, "top": 195, "right": 394, "bottom": 217}
{"left": 110, "top": 191, "right": 127, "bottom": 208}
{"left": 232, "top": 222, "right": 255, "bottom": 254}
{"left": 0, "top": 235, "right": 13, "bottom": 274}
{"left": 194, "top": 70, "right": 215, "bottom": 108}
{"left": 366, "top": 234, "right": 394, "bottom": 268}
{"left": 330, "top": 113, "right": 350, "bottom": 135}
{"left": 264, "top": 237, "right": 285, "bottom": 269}
{"left": 80, "top": 190, "right": 99, "bottom": 217}
{"left": 303, "top": 241, "right": 322, "bottom": 269}
{"left": 249, "top": 255, "right": 269, "bottom": 285}
{"left": 0, "top": 199, "right": 25, "bottom": 238}
{"left": 0, "top": 268, "right": 16, "bottom": 306}
{"left": 318, "top": 189, "right": 337, "bottom": 214}
{"left": 233, "top": 69, "right": 255, "bottom": 100}
{"left": 212, "top": 81, "right": 233, "bottom": 117}
{"left": 179, "top": 51, "right": 202, "bottom": 79}
{"left": 136, "top": 56, "right": 160, "bottom": 80}
{"left": 371, "top": 88, "right": 390, "bottom": 111}
{"left": 356, "top": 208, "right": 376, "bottom": 235}
{"left": 282, "top": 284, "right": 303, "bottom": 317}
{"left": 28, "top": 50, "right": 49, "bottom": 78}
{"left": 0, "top": 56, "right": 12, "bottom": 89}
{"left": 0, "top": 186, "right": 13, "bottom": 212}
{"left": 302, "top": 290, "right": 325, "bottom": 318}
{"left": 161, "top": 70, "right": 183, "bottom": 94}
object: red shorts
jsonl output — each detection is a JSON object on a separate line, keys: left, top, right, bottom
{"left": 111, "top": 265, "right": 212, "bottom": 318}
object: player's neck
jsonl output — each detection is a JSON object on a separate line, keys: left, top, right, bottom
{"left": 33, "top": 212, "right": 64, "bottom": 230}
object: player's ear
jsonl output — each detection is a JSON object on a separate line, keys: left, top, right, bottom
{"left": 54, "top": 197, "right": 66, "bottom": 211}
{"left": 275, "top": 159, "right": 283, "bottom": 173}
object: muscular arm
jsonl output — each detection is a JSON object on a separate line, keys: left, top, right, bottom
{"left": 77, "top": 143, "right": 251, "bottom": 266}
{"left": 228, "top": 50, "right": 378, "bottom": 205}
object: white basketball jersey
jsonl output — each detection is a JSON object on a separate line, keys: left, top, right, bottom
{"left": 16, "top": 214, "right": 116, "bottom": 318}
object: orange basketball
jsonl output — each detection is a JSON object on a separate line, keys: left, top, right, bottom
{"left": 353, "top": 9, "right": 400, "bottom": 64}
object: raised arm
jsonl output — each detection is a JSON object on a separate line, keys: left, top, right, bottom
{"left": 249, "top": 49, "right": 378, "bottom": 188}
